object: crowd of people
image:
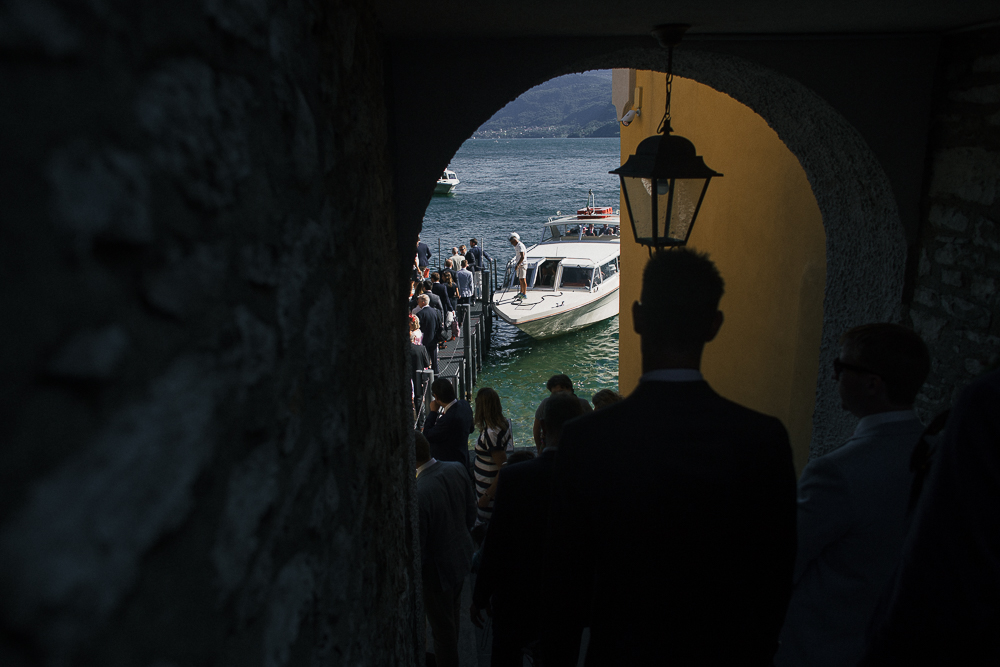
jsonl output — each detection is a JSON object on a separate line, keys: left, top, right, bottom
{"left": 412, "top": 248, "right": 1000, "bottom": 667}
{"left": 408, "top": 236, "right": 491, "bottom": 396}
{"left": 416, "top": 372, "right": 619, "bottom": 667}
{"left": 566, "top": 223, "right": 619, "bottom": 237}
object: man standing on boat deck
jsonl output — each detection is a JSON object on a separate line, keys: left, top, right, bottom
{"left": 540, "top": 249, "right": 796, "bottom": 666}
{"left": 509, "top": 232, "right": 527, "bottom": 300}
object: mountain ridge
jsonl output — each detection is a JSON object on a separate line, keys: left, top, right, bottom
{"left": 473, "top": 71, "right": 618, "bottom": 139}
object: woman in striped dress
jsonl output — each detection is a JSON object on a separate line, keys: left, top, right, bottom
{"left": 473, "top": 387, "right": 514, "bottom": 524}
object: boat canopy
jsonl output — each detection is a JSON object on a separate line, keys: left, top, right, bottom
{"left": 541, "top": 217, "right": 620, "bottom": 243}
{"left": 503, "top": 255, "right": 620, "bottom": 292}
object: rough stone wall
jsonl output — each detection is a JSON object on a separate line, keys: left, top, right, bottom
{"left": 0, "top": 1, "right": 418, "bottom": 666}
{"left": 905, "top": 26, "right": 1000, "bottom": 419}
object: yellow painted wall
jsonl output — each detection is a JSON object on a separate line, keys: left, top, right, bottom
{"left": 618, "top": 72, "right": 827, "bottom": 473}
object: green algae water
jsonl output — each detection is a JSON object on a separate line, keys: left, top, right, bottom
{"left": 422, "top": 138, "right": 621, "bottom": 443}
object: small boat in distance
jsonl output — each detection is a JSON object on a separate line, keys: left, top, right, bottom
{"left": 492, "top": 190, "right": 620, "bottom": 339}
{"left": 434, "top": 168, "right": 460, "bottom": 195}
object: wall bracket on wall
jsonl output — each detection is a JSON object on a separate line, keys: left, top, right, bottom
{"left": 611, "top": 24, "right": 723, "bottom": 253}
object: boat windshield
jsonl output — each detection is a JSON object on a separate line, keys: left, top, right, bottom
{"left": 598, "top": 257, "right": 619, "bottom": 281}
{"left": 535, "top": 260, "right": 559, "bottom": 288}
{"left": 559, "top": 266, "right": 594, "bottom": 289}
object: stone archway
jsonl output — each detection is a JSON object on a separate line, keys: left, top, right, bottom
{"left": 415, "top": 45, "right": 906, "bottom": 456}
{"left": 578, "top": 48, "right": 906, "bottom": 456}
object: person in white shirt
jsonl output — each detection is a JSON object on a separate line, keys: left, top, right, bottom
{"left": 456, "top": 260, "right": 474, "bottom": 306}
{"left": 775, "top": 323, "right": 931, "bottom": 667}
{"left": 449, "top": 247, "right": 465, "bottom": 274}
{"left": 508, "top": 232, "right": 527, "bottom": 299}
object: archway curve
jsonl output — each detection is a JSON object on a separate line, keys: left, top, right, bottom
{"left": 420, "top": 47, "right": 906, "bottom": 457}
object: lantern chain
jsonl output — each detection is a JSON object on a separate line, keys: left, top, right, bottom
{"left": 658, "top": 43, "right": 674, "bottom": 135}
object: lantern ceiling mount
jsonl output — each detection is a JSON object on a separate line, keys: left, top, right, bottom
{"left": 651, "top": 24, "right": 690, "bottom": 49}
{"left": 610, "top": 24, "right": 722, "bottom": 253}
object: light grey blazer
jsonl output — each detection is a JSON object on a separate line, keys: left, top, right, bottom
{"left": 775, "top": 415, "right": 925, "bottom": 667}
{"left": 417, "top": 460, "right": 476, "bottom": 592}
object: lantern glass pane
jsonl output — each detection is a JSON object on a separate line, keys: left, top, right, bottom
{"left": 622, "top": 176, "right": 653, "bottom": 242}
{"left": 656, "top": 177, "right": 707, "bottom": 243}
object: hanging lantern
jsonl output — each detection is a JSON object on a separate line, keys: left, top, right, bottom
{"left": 610, "top": 25, "right": 722, "bottom": 251}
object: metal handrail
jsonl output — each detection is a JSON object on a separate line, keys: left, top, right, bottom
{"left": 413, "top": 368, "right": 434, "bottom": 429}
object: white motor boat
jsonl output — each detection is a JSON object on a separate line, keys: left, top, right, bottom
{"left": 434, "top": 168, "right": 460, "bottom": 194}
{"left": 492, "top": 193, "right": 621, "bottom": 339}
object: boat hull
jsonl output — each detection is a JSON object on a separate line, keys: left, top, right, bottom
{"left": 434, "top": 181, "right": 457, "bottom": 194}
{"left": 492, "top": 286, "right": 619, "bottom": 339}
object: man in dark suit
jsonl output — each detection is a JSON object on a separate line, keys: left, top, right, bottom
{"left": 471, "top": 391, "right": 586, "bottom": 666}
{"left": 422, "top": 279, "right": 445, "bottom": 319}
{"left": 430, "top": 272, "right": 455, "bottom": 340}
{"left": 415, "top": 430, "right": 476, "bottom": 667}
{"left": 442, "top": 258, "right": 458, "bottom": 285}
{"left": 407, "top": 330, "right": 431, "bottom": 404}
{"left": 423, "top": 378, "right": 474, "bottom": 466}
{"left": 416, "top": 235, "right": 432, "bottom": 278}
{"left": 465, "top": 237, "right": 491, "bottom": 270}
{"left": 414, "top": 294, "right": 441, "bottom": 373}
{"left": 431, "top": 272, "right": 454, "bottom": 314}
{"left": 541, "top": 249, "right": 797, "bottom": 666}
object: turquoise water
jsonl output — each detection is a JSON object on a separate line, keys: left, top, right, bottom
{"left": 422, "top": 138, "right": 621, "bottom": 442}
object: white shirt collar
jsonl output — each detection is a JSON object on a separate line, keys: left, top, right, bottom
{"left": 640, "top": 368, "right": 704, "bottom": 383}
{"left": 416, "top": 458, "right": 438, "bottom": 478}
{"left": 852, "top": 409, "right": 919, "bottom": 439}
{"left": 440, "top": 399, "right": 458, "bottom": 414}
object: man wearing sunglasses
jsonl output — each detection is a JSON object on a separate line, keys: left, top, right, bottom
{"left": 775, "top": 323, "right": 930, "bottom": 667}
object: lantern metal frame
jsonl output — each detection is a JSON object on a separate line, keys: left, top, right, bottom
{"left": 610, "top": 24, "right": 723, "bottom": 253}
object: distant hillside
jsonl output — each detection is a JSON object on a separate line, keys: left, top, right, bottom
{"left": 473, "top": 71, "right": 618, "bottom": 139}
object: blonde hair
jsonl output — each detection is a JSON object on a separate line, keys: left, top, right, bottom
{"left": 474, "top": 387, "right": 506, "bottom": 432}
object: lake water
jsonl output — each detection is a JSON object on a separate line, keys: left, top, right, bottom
{"left": 421, "top": 138, "right": 621, "bottom": 444}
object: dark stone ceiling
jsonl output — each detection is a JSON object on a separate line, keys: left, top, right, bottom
{"left": 371, "top": 1, "right": 1000, "bottom": 37}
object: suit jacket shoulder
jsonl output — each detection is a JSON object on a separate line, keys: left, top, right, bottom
{"left": 417, "top": 461, "right": 475, "bottom": 590}
{"left": 544, "top": 381, "right": 796, "bottom": 665}
{"left": 780, "top": 416, "right": 925, "bottom": 667}
{"left": 473, "top": 451, "right": 556, "bottom": 615}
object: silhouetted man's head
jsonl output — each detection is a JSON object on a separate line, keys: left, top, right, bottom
{"left": 837, "top": 323, "right": 930, "bottom": 412}
{"left": 431, "top": 378, "right": 457, "bottom": 404}
{"left": 635, "top": 249, "right": 725, "bottom": 352}
{"left": 546, "top": 374, "right": 573, "bottom": 393}
{"left": 592, "top": 389, "right": 623, "bottom": 410}
{"left": 543, "top": 391, "right": 586, "bottom": 450}
{"left": 414, "top": 430, "right": 431, "bottom": 467}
